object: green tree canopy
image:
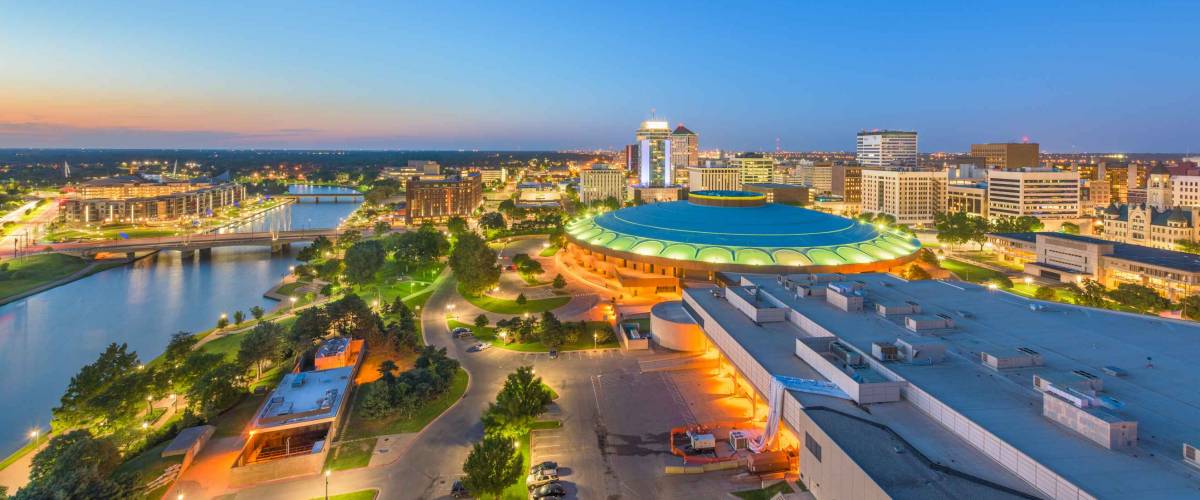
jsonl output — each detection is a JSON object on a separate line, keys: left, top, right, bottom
{"left": 933, "top": 211, "right": 989, "bottom": 250}
{"left": 447, "top": 216, "right": 469, "bottom": 236}
{"left": 344, "top": 239, "right": 387, "bottom": 284}
{"left": 17, "top": 430, "right": 128, "bottom": 500}
{"left": 450, "top": 232, "right": 501, "bottom": 296}
{"left": 461, "top": 435, "right": 523, "bottom": 498}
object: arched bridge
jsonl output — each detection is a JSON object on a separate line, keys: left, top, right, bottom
{"left": 9, "top": 229, "right": 342, "bottom": 258}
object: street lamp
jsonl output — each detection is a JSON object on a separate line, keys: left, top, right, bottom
{"left": 1023, "top": 276, "right": 1033, "bottom": 285}
{"left": 325, "top": 469, "right": 332, "bottom": 500}
{"left": 289, "top": 296, "right": 297, "bottom": 309}
{"left": 146, "top": 395, "right": 154, "bottom": 413}
{"left": 593, "top": 332, "right": 598, "bottom": 350}
{"left": 29, "top": 429, "right": 39, "bottom": 448}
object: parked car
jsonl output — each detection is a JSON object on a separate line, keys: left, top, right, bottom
{"left": 469, "top": 342, "right": 492, "bottom": 352}
{"left": 529, "top": 460, "right": 558, "bottom": 475}
{"left": 526, "top": 471, "right": 559, "bottom": 490}
{"left": 451, "top": 480, "right": 470, "bottom": 498}
{"left": 452, "top": 327, "right": 472, "bottom": 338}
{"left": 548, "top": 349, "right": 558, "bottom": 359}
{"left": 530, "top": 482, "right": 567, "bottom": 498}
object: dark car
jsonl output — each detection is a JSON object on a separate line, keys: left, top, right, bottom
{"left": 548, "top": 349, "right": 558, "bottom": 359}
{"left": 531, "top": 482, "right": 567, "bottom": 498}
{"left": 451, "top": 480, "right": 470, "bottom": 498}
{"left": 529, "top": 460, "right": 558, "bottom": 474}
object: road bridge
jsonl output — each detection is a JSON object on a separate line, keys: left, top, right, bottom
{"left": 4, "top": 229, "right": 342, "bottom": 259}
{"left": 280, "top": 193, "right": 364, "bottom": 203}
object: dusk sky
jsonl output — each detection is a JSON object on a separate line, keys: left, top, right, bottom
{"left": 2, "top": 1, "right": 1197, "bottom": 152}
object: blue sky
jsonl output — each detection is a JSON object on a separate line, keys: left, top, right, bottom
{"left": 0, "top": 1, "right": 1197, "bottom": 152}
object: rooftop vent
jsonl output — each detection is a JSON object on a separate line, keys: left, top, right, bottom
{"left": 872, "top": 342, "right": 900, "bottom": 362}
{"left": 982, "top": 348, "right": 1043, "bottom": 370}
{"left": 1185, "top": 444, "right": 1200, "bottom": 470}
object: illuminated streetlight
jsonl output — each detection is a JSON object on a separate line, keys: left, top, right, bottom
{"left": 1023, "top": 276, "right": 1033, "bottom": 285}
{"left": 289, "top": 296, "right": 297, "bottom": 309}
{"left": 325, "top": 469, "right": 332, "bottom": 500}
{"left": 987, "top": 282, "right": 999, "bottom": 290}
{"left": 593, "top": 332, "right": 599, "bottom": 349}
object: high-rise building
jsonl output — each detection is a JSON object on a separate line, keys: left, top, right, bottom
{"left": 730, "top": 153, "right": 774, "bottom": 185}
{"left": 1147, "top": 164, "right": 1171, "bottom": 210}
{"left": 800, "top": 161, "right": 834, "bottom": 193}
{"left": 621, "top": 144, "right": 639, "bottom": 172}
{"left": 404, "top": 173, "right": 482, "bottom": 224}
{"left": 831, "top": 163, "right": 863, "bottom": 204}
{"left": 860, "top": 167, "right": 947, "bottom": 225}
{"left": 856, "top": 130, "right": 918, "bottom": 168}
{"left": 578, "top": 165, "right": 626, "bottom": 204}
{"left": 970, "top": 143, "right": 1040, "bottom": 169}
{"left": 986, "top": 168, "right": 1081, "bottom": 221}
{"left": 669, "top": 124, "right": 698, "bottom": 170}
{"left": 636, "top": 120, "right": 673, "bottom": 186}
{"left": 686, "top": 165, "right": 741, "bottom": 191}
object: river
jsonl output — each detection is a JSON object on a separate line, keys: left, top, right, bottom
{"left": 0, "top": 185, "right": 360, "bottom": 455}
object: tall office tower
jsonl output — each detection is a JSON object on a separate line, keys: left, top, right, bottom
{"left": 831, "top": 163, "right": 863, "bottom": 203}
{"left": 579, "top": 165, "right": 627, "bottom": 204}
{"left": 730, "top": 153, "right": 775, "bottom": 185}
{"left": 985, "top": 168, "right": 1081, "bottom": 221}
{"left": 970, "top": 142, "right": 1040, "bottom": 169}
{"left": 670, "top": 124, "right": 699, "bottom": 170}
{"left": 622, "top": 144, "right": 639, "bottom": 172}
{"left": 687, "top": 165, "right": 741, "bottom": 191}
{"left": 861, "top": 167, "right": 947, "bottom": 225}
{"left": 856, "top": 130, "right": 918, "bottom": 168}
{"left": 636, "top": 120, "right": 673, "bottom": 186}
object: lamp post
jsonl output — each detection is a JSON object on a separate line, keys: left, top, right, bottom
{"left": 29, "top": 429, "right": 39, "bottom": 448}
{"left": 593, "top": 332, "right": 598, "bottom": 350}
{"left": 290, "top": 296, "right": 297, "bottom": 309}
{"left": 325, "top": 469, "right": 331, "bottom": 500}
{"left": 146, "top": 395, "right": 154, "bottom": 413}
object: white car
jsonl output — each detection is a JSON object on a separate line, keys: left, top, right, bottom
{"left": 526, "top": 471, "right": 559, "bottom": 490}
{"left": 470, "top": 341, "right": 492, "bottom": 352}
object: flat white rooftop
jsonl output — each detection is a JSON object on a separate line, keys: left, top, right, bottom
{"left": 253, "top": 366, "right": 353, "bottom": 430}
{"left": 736, "top": 273, "right": 1200, "bottom": 499}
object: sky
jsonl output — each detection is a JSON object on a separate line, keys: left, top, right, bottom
{"left": 1, "top": 1, "right": 1197, "bottom": 152}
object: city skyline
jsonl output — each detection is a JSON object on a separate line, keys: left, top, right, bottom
{"left": 2, "top": 1, "right": 1198, "bottom": 152}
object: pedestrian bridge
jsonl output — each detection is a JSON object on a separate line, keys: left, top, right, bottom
{"left": 17, "top": 229, "right": 342, "bottom": 258}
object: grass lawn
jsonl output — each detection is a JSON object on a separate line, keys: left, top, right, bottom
{"left": 0, "top": 253, "right": 90, "bottom": 300}
{"left": 111, "top": 441, "right": 183, "bottom": 500}
{"left": 448, "top": 320, "right": 618, "bottom": 352}
{"left": 959, "top": 251, "right": 1025, "bottom": 271}
{"left": 538, "top": 244, "right": 560, "bottom": 257}
{"left": 500, "top": 420, "right": 562, "bottom": 500}
{"left": 341, "top": 368, "right": 468, "bottom": 440}
{"left": 308, "top": 489, "right": 378, "bottom": 500}
{"left": 275, "top": 281, "right": 309, "bottom": 296}
{"left": 212, "top": 393, "right": 267, "bottom": 438}
{"left": 1010, "top": 282, "right": 1079, "bottom": 302}
{"left": 457, "top": 283, "right": 569, "bottom": 314}
{"left": 732, "top": 480, "right": 800, "bottom": 500}
{"left": 197, "top": 332, "right": 246, "bottom": 361}
{"left": 519, "top": 273, "right": 550, "bottom": 286}
{"left": 325, "top": 438, "right": 376, "bottom": 471}
{"left": 351, "top": 261, "right": 444, "bottom": 310}
{"left": 940, "top": 258, "right": 1006, "bottom": 283}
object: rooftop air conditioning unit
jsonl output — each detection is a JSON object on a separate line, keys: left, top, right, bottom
{"left": 1185, "top": 444, "right": 1200, "bottom": 470}
{"left": 872, "top": 342, "right": 899, "bottom": 361}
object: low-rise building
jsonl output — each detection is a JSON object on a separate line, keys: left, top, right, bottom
{"left": 970, "top": 142, "right": 1040, "bottom": 169}
{"left": 986, "top": 168, "right": 1081, "bottom": 221}
{"left": 831, "top": 163, "right": 862, "bottom": 204}
{"left": 404, "top": 173, "right": 482, "bottom": 224}
{"left": 947, "top": 182, "right": 988, "bottom": 218}
{"left": 742, "top": 183, "right": 809, "bottom": 205}
{"left": 687, "top": 165, "right": 741, "bottom": 191}
{"left": 988, "top": 231, "right": 1200, "bottom": 299}
{"left": 61, "top": 174, "right": 246, "bottom": 223}
{"left": 677, "top": 271, "right": 1200, "bottom": 500}
{"left": 860, "top": 167, "right": 947, "bottom": 225}
{"left": 579, "top": 165, "right": 626, "bottom": 204}
{"left": 730, "top": 153, "right": 775, "bottom": 185}
{"left": 1099, "top": 203, "right": 1200, "bottom": 250}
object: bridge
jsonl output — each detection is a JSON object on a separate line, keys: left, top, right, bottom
{"left": 280, "top": 193, "right": 364, "bottom": 203}
{"left": 6, "top": 229, "right": 342, "bottom": 259}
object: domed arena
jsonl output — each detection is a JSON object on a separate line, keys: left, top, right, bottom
{"left": 563, "top": 190, "right": 920, "bottom": 295}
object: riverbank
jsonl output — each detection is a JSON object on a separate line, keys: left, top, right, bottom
{"left": 0, "top": 254, "right": 133, "bottom": 306}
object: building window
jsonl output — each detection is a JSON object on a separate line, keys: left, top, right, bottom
{"left": 805, "top": 432, "right": 822, "bottom": 462}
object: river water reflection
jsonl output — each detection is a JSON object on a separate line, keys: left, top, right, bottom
{"left": 0, "top": 185, "right": 359, "bottom": 454}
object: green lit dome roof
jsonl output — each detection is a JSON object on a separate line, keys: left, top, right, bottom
{"left": 566, "top": 199, "right": 920, "bottom": 267}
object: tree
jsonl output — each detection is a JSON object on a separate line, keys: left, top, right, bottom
{"left": 447, "top": 216, "right": 469, "bottom": 236}
{"left": 482, "top": 366, "right": 553, "bottom": 435}
{"left": 479, "top": 212, "right": 506, "bottom": 231}
{"left": 449, "top": 232, "right": 501, "bottom": 296}
{"left": 162, "top": 331, "right": 197, "bottom": 368}
{"left": 1176, "top": 239, "right": 1200, "bottom": 254}
{"left": 1034, "top": 286, "right": 1057, "bottom": 300}
{"left": 1073, "top": 279, "right": 1109, "bottom": 308}
{"left": 297, "top": 235, "right": 333, "bottom": 262}
{"left": 337, "top": 229, "right": 362, "bottom": 249}
{"left": 516, "top": 293, "right": 527, "bottom": 305}
{"left": 461, "top": 435, "right": 523, "bottom": 498}
{"left": 498, "top": 199, "right": 518, "bottom": 219}
{"left": 1179, "top": 294, "right": 1200, "bottom": 320}
{"left": 933, "top": 211, "right": 989, "bottom": 250}
{"left": 991, "top": 215, "right": 1043, "bottom": 233}
{"left": 250, "top": 305, "right": 265, "bottom": 320}
{"left": 53, "top": 343, "right": 141, "bottom": 428}
{"left": 17, "top": 430, "right": 128, "bottom": 500}
{"left": 552, "top": 274, "right": 566, "bottom": 289}
{"left": 539, "top": 311, "right": 565, "bottom": 348}
{"left": 344, "top": 239, "right": 386, "bottom": 284}
{"left": 187, "top": 363, "right": 247, "bottom": 420}
{"left": 238, "top": 322, "right": 283, "bottom": 379}
{"left": 902, "top": 264, "right": 931, "bottom": 280}
{"left": 1060, "top": 222, "right": 1080, "bottom": 234}
{"left": 217, "top": 316, "right": 229, "bottom": 329}
{"left": 474, "top": 314, "right": 490, "bottom": 328}
{"left": 1106, "top": 283, "right": 1170, "bottom": 312}
{"left": 373, "top": 220, "right": 390, "bottom": 236}
{"left": 233, "top": 310, "right": 245, "bottom": 325}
